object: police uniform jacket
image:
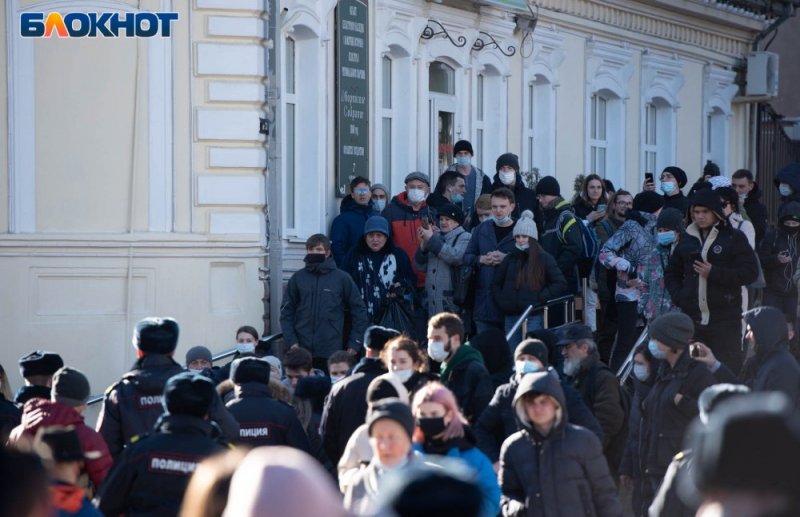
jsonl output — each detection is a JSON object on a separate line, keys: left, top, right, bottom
{"left": 225, "top": 381, "right": 310, "bottom": 450}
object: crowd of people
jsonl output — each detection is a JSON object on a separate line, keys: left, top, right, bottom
{"left": 2, "top": 146, "right": 800, "bottom": 517}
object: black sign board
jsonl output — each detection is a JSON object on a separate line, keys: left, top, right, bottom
{"left": 335, "top": 0, "right": 369, "bottom": 197}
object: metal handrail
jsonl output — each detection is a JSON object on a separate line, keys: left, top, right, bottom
{"left": 86, "top": 332, "right": 284, "bottom": 405}
{"left": 616, "top": 326, "right": 649, "bottom": 384}
{"left": 505, "top": 294, "right": 576, "bottom": 342}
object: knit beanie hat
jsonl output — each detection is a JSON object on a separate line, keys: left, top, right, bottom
{"left": 367, "top": 399, "right": 415, "bottom": 439}
{"left": 656, "top": 208, "right": 685, "bottom": 232}
{"left": 437, "top": 203, "right": 465, "bottom": 226}
{"left": 536, "top": 176, "right": 560, "bottom": 197}
{"left": 19, "top": 351, "right": 64, "bottom": 378}
{"left": 367, "top": 373, "right": 409, "bottom": 405}
{"left": 496, "top": 153, "right": 520, "bottom": 173}
{"left": 703, "top": 160, "right": 721, "bottom": 178}
{"left": 51, "top": 367, "right": 90, "bottom": 407}
{"left": 404, "top": 172, "right": 430, "bottom": 186}
{"left": 690, "top": 188, "right": 725, "bottom": 221}
{"left": 453, "top": 140, "right": 474, "bottom": 156}
{"left": 663, "top": 166, "right": 688, "bottom": 188}
{"left": 648, "top": 312, "right": 693, "bottom": 351}
{"left": 163, "top": 371, "right": 215, "bottom": 417}
{"left": 230, "top": 357, "right": 271, "bottom": 385}
{"left": 364, "top": 216, "right": 390, "bottom": 237}
{"left": 514, "top": 338, "right": 549, "bottom": 366}
{"left": 513, "top": 210, "right": 538, "bottom": 239}
{"left": 134, "top": 317, "right": 179, "bottom": 354}
{"left": 371, "top": 183, "right": 390, "bottom": 197}
{"left": 185, "top": 346, "right": 212, "bottom": 366}
{"left": 632, "top": 191, "right": 664, "bottom": 214}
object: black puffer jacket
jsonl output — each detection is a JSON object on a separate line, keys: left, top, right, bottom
{"left": 641, "top": 352, "right": 715, "bottom": 479}
{"left": 225, "top": 382, "right": 310, "bottom": 450}
{"left": 741, "top": 306, "right": 800, "bottom": 405}
{"left": 492, "top": 246, "right": 568, "bottom": 316}
{"left": 665, "top": 221, "right": 758, "bottom": 325}
{"left": 490, "top": 172, "right": 541, "bottom": 229}
{"left": 538, "top": 199, "right": 583, "bottom": 293}
{"left": 96, "top": 354, "right": 238, "bottom": 457}
{"left": 759, "top": 202, "right": 800, "bottom": 296}
{"left": 742, "top": 181, "right": 768, "bottom": 245}
{"left": 499, "top": 370, "right": 622, "bottom": 517}
{"left": 0, "top": 394, "right": 21, "bottom": 444}
{"left": 475, "top": 370, "right": 603, "bottom": 463}
{"left": 280, "top": 255, "right": 369, "bottom": 356}
{"left": 95, "top": 414, "right": 228, "bottom": 517}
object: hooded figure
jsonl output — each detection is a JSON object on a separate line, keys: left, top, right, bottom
{"left": 773, "top": 162, "right": 800, "bottom": 205}
{"left": 499, "top": 370, "right": 621, "bottom": 517}
{"left": 759, "top": 202, "right": 800, "bottom": 325}
{"left": 740, "top": 306, "right": 800, "bottom": 404}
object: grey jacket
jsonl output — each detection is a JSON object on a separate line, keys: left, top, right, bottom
{"left": 414, "top": 226, "right": 471, "bottom": 315}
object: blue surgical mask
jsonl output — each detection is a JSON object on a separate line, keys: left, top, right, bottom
{"left": 657, "top": 231, "right": 676, "bottom": 246}
{"left": 633, "top": 364, "right": 650, "bottom": 382}
{"left": 373, "top": 199, "right": 386, "bottom": 212}
{"left": 408, "top": 188, "right": 426, "bottom": 204}
{"left": 456, "top": 156, "right": 471, "bottom": 167}
{"left": 648, "top": 339, "right": 667, "bottom": 359}
{"left": 515, "top": 243, "right": 530, "bottom": 251}
{"left": 515, "top": 360, "right": 540, "bottom": 376}
{"left": 661, "top": 181, "right": 676, "bottom": 194}
{"left": 493, "top": 214, "right": 512, "bottom": 225}
{"left": 451, "top": 192, "right": 464, "bottom": 204}
{"left": 779, "top": 183, "right": 793, "bottom": 197}
{"left": 427, "top": 340, "right": 449, "bottom": 362}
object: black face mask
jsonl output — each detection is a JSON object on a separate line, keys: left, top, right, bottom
{"left": 784, "top": 224, "right": 800, "bottom": 234}
{"left": 417, "top": 416, "right": 447, "bottom": 439}
{"left": 304, "top": 253, "right": 326, "bottom": 264}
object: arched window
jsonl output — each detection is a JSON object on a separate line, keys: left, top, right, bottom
{"left": 429, "top": 61, "right": 455, "bottom": 95}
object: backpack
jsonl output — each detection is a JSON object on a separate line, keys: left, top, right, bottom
{"left": 556, "top": 206, "right": 601, "bottom": 278}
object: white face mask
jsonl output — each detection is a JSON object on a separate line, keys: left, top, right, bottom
{"left": 500, "top": 171, "right": 516, "bottom": 185}
{"left": 633, "top": 364, "right": 650, "bottom": 382}
{"left": 391, "top": 368, "right": 414, "bottom": 383}
{"left": 330, "top": 375, "right": 345, "bottom": 384}
{"left": 236, "top": 342, "right": 256, "bottom": 355}
{"left": 515, "top": 360, "right": 540, "bottom": 376}
{"left": 427, "top": 340, "right": 449, "bottom": 362}
{"left": 779, "top": 183, "right": 793, "bottom": 197}
{"left": 515, "top": 243, "right": 530, "bottom": 251}
{"left": 456, "top": 156, "right": 471, "bottom": 167}
{"left": 408, "top": 188, "right": 426, "bottom": 204}
{"left": 373, "top": 199, "right": 386, "bottom": 212}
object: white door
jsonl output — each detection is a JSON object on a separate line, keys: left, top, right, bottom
{"left": 429, "top": 93, "right": 457, "bottom": 182}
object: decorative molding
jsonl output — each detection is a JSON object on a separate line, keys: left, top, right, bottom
{"left": 704, "top": 65, "right": 738, "bottom": 116}
{"left": 641, "top": 51, "right": 684, "bottom": 108}
{"left": 586, "top": 38, "right": 635, "bottom": 99}
{"left": 527, "top": 24, "right": 566, "bottom": 86}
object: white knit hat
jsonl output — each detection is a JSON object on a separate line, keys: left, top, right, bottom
{"left": 513, "top": 210, "right": 538, "bottom": 240}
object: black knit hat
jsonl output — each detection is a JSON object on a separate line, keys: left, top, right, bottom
{"left": 656, "top": 207, "right": 685, "bottom": 232}
{"left": 18, "top": 351, "right": 64, "bottom": 378}
{"left": 366, "top": 375, "right": 402, "bottom": 403}
{"left": 364, "top": 325, "right": 401, "bottom": 351}
{"left": 230, "top": 357, "right": 270, "bottom": 385}
{"left": 690, "top": 188, "right": 725, "bottom": 222}
{"left": 134, "top": 317, "right": 179, "bottom": 354}
{"left": 662, "top": 166, "right": 688, "bottom": 188}
{"left": 514, "top": 338, "right": 549, "bottom": 367}
{"left": 536, "top": 176, "right": 561, "bottom": 197}
{"left": 367, "top": 399, "right": 414, "bottom": 439}
{"left": 632, "top": 191, "right": 664, "bottom": 214}
{"left": 703, "top": 160, "right": 721, "bottom": 178}
{"left": 496, "top": 153, "right": 520, "bottom": 173}
{"left": 648, "top": 312, "right": 693, "bottom": 351}
{"left": 162, "top": 372, "right": 215, "bottom": 417}
{"left": 185, "top": 346, "right": 212, "bottom": 366}
{"left": 51, "top": 367, "right": 90, "bottom": 406}
{"left": 453, "top": 140, "right": 473, "bottom": 156}
{"left": 437, "top": 203, "right": 464, "bottom": 226}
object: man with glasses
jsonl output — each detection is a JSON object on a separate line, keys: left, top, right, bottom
{"left": 330, "top": 176, "right": 378, "bottom": 266}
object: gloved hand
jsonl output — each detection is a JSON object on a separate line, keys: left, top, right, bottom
{"left": 615, "top": 258, "right": 631, "bottom": 272}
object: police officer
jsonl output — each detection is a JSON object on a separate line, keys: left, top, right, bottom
{"left": 94, "top": 372, "right": 229, "bottom": 516}
{"left": 225, "top": 357, "right": 310, "bottom": 450}
{"left": 96, "top": 317, "right": 238, "bottom": 457}
{"left": 14, "top": 350, "right": 64, "bottom": 406}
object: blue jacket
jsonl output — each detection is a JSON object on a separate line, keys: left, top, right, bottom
{"left": 330, "top": 197, "right": 377, "bottom": 267}
{"left": 463, "top": 219, "right": 517, "bottom": 322}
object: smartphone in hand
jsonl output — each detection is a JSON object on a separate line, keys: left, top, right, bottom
{"left": 421, "top": 216, "right": 430, "bottom": 230}
{"left": 645, "top": 172, "right": 654, "bottom": 185}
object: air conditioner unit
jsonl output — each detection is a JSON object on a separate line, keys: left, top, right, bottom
{"left": 746, "top": 51, "right": 779, "bottom": 97}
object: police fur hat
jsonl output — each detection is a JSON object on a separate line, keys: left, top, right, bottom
{"left": 162, "top": 371, "right": 215, "bottom": 417}
{"left": 230, "top": 357, "right": 271, "bottom": 385}
{"left": 18, "top": 351, "right": 64, "bottom": 378}
{"left": 134, "top": 317, "right": 179, "bottom": 354}
{"left": 364, "top": 325, "right": 401, "bottom": 351}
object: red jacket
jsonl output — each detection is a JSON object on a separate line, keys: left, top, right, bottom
{"left": 9, "top": 399, "right": 112, "bottom": 489}
{"left": 382, "top": 191, "right": 435, "bottom": 288}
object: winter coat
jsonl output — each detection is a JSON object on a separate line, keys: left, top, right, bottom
{"left": 51, "top": 482, "right": 103, "bottom": 517}
{"left": 343, "top": 453, "right": 423, "bottom": 515}
{"left": 774, "top": 162, "right": 800, "bottom": 206}
{"left": 94, "top": 414, "right": 228, "bottom": 517}
{"left": 474, "top": 370, "right": 603, "bottom": 463}
{"left": 463, "top": 219, "right": 517, "bottom": 322}
{"left": 648, "top": 449, "right": 696, "bottom": 517}
{"left": 440, "top": 344, "right": 493, "bottom": 423}
{"left": 662, "top": 192, "right": 690, "bottom": 217}
{"left": 337, "top": 422, "right": 372, "bottom": 492}
{"left": 445, "top": 163, "right": 492, "bottom": 228}
{"left": 618, "top": 374, "right": 657, "bottom": 517}
{"left": 415, "top": 226, "right": 471, "bottom": 315}
{"left": 13, "top": 384, "right": 51, "bottom": 406}
{"left": 9, "top": 399, "right": 112, "bottom": 488}
{"left": 599, "top": 211, "right": 658, "bottom": 303}
{"left": 491, "top": 172, "right": 541, "bottom": 228}
{"left": 638, "top": 241, "right": 677, "bottom": 321}
{"left": 492, "top": 246, "right": 568, "bottom": 316}
{"left": 499, "top": 371, "right": 622, "bottom": 517}
{"left": 539, "top": 199, "right": 583, "bottom": 293}
{"left": 225, "top": 382, "right": 311, "bottom": 450}
{"left": 381, "top": 192, "right": 436, "bottom": 288}
{"left": 742, "top": 181, "right": 768, "bottom": 245}
{"left": 280, "top": 255, "right": 369, "bottom": 356}
{"left": 641, "top": 352, "right": 715, "bottom": 479}
{"left": 595, "top": 215, "right": 626, "bottom": 303}
{"left": 320, "top": 358, "right": 386, "bottom": 465}
{"left": 565, "top": 351, "right": 625, "bottom": 455}
{"left": 342, "top": 240, "right": 416, "bottom": 324}
{"left": 740, "top": 307, "right": 800, "bottom": 405}
{"left": 413, "top": 428, "right": 500, "bottom": 517}
{"left": 96, "top": 354, "right": 238, "bottom": 458}
{"left": 759, "top": 202, "right": 800, "bottom": 296}
{"left": 330, "top": 196, "right": 377, "bottom": 267}
{"left": 665, "top": 221, "right": 758, "bottom": 325}
{"left": 0, "top": 393, "right": 21, "bottom": 445}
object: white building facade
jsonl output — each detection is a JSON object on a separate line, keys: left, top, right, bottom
{"left": 0, "top": 0, "right": 770, "bottom": 393}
